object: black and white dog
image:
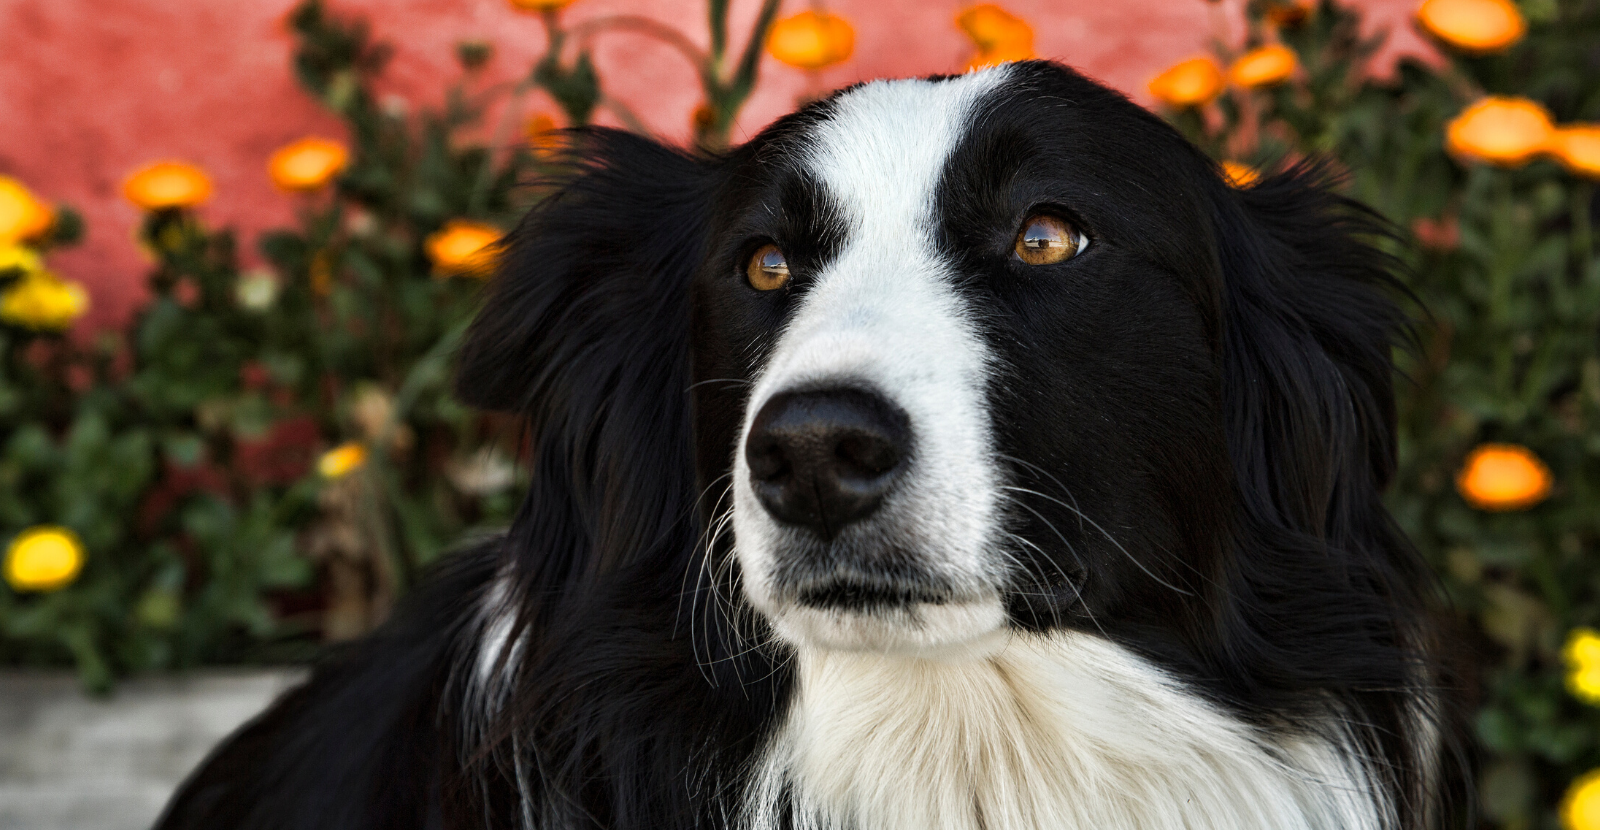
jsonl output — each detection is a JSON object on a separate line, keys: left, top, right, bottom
{"left": 159, "top": 61, "right": 1457, "bottom": 830}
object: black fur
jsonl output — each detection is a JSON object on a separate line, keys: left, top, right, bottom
{"left": 157, "top": 62, "right": 1458, "bottom": 830}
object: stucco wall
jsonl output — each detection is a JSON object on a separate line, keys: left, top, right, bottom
{"left": 0, "top": 0, "right": 1430, "bottom": 329}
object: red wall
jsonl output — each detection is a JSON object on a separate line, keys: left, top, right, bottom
{"left": 0, "top": 0, "right": 1429, "bottom": 330}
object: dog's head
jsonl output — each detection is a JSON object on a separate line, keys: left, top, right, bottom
{"left": 459, "top": 61, "right": 1416, "bottom": 674}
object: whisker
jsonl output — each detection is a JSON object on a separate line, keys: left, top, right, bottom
{"left": 1002, "top": 484, "right": 1196, "bottom": 597}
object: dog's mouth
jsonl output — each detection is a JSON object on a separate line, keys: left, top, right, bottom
{"left": 793, "top": 578, "right": 955, "bottom": 611}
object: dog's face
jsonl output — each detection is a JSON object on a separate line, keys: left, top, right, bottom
{"left": 689, "top": 65, "right": 1237, "bottom": 654}
{"left": 459, "top": 58, "right": 1408, "bottom": 698}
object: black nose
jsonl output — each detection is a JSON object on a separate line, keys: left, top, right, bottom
{"left": 745, "top": 388, "right": 911, "bottom": 540}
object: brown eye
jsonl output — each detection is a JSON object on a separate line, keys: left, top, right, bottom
{"left": 746, "top": 244, "right": 791, "bottom": 291}
{"left": 1013, "top": 214, "right": 1086, "bottom": 266}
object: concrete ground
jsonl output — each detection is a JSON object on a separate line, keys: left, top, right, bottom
{"left": 0, "top": 670, "right": 303, "bottom": 830}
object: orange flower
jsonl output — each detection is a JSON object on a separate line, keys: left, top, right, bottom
{"left": 1445, "top": 97, "right": 1554, "bottom": 167}
{"left": 1229, "top": 44, "right": 1298, "bottom": 88}
{"left": 767, "top": 11, "right": 855, "bottom": 71}
{"left": 1416, "top": 0, "right": 1525, "bottom": 53}
{"left": 1264, "top": 0, "right": 1314, "bottom": 27}
{"left": 1456, "top": 443, "right": 1552, "bottom": 511}
{"left": 957, "top": 4, "right": 1034, "bottom": 70}
{"left": 525, "top": 113, "right": 563, "bottom": 156}
{"left": 425, "top": 220, "right": 503, "bottom": 278}
{"left": 0, "top": 177, "right": 54, "bottom": 244}
{"left": 1548, "top": 126, "right": 1600, "bottom": 179}
{"left": 508, "top": 0, "right": 578, "bottom": 11}
{"left": 124, "top": 161, "right": 213, "bottom": 211}
{"left": 268, "top": 137, "right": 349, "bottom": 192}
{"left": 1221, "top": 161, "right": 1260, "bottom": 188}
{"left": 1149, "top": 57, "right": 1225, "bottom": 108}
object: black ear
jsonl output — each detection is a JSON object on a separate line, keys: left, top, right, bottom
{"left": 1212, "top": 162, "right": 1411, "bottom": 552}
{"left": 455, "top": 129, "right": 715, "bottom": 570}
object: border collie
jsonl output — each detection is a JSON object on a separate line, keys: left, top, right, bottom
{"left": 158, "top": 61, "right": 1456, "bottom": 830}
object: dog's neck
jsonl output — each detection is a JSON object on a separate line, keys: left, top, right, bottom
{"left": 746, "top": 630, "right": 1383, "bottom": 830}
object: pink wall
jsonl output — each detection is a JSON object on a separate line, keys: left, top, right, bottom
{"left": 0, "top": 0, "right": 1429, "bottom": 330}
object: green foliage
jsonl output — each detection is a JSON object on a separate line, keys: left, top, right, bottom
{"left": 0, "top": 0, "right": 782, "bottom": 689}
{"left": 1169, "top": 1, "right": 1600, "bottom": 825}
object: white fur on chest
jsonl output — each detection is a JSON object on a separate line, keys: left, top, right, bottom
{"left": 745, "top": 631, "right": 1384, "bottom": 830}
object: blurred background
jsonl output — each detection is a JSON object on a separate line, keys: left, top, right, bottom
{"left": 0, "top": 0, "right": 1596, "bottom": 828}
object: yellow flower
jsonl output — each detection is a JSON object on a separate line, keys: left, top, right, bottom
{"left": 124, "top": 161, "right": 213, "bottom": 211}
{"left": 1445, "top": 97, "right": 1555, "bottom": 167}
{"left": 1564, "top": 768, "right": 1600, "bottom": 830}
{"left": 1229, "top": 44, "right": 1298, "bottom": 88}
{"left": 318, "top": 442, "right": 368, "bottom": 479}
{"left": 0, "top": 271, "right": 90, "bottom": 331}
{"left": 1455, "top": 443, "right": 1552, "bottom": 511}
{"left": 956, "top": 4, "right": 1034, "bottom": 70}
{"left": 425, "top": 220, "right": 503, "bottom": 278}
{"left": 1548, "top": 125, "right": 1600, "bottom": 179}
{"left": 1416, "top": 0, "right": 1525, "bottom": 54}
{"left": 3, "top": 526, "right": 85, "bottom": 593}
{"left": 0, "top": 177, "right": 54, "bottom": 244}
{"left": 268, "top": 137, "right": 349, "bottom": 192}
{"left": 508, "top": 0, "right": 578, "bottom": 9}
{"left": 1566, "top": 629, "right": 1600, "bottom": 704}
{"left": 1149, "top": 57, "right": 1226, "bottom": 108}
{"left": 0, "top": 244, "right": 44, "bottom": 275}
{"left": 1221, "top": 161, "right": 1261, "bottom": 188}
{"left": 767, "top": 11, "right": 856, "bottom": 71}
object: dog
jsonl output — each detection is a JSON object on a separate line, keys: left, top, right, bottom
{"left": 157, "top": 60, "right": 1457, "bottom": 830}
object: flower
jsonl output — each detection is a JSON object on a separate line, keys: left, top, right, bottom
{"left": 1221, "top": 161, "right": 1261, "bottom": 188}
{"left": 508, "top": 0, "right": 578, "bottom": 10}
{"left": 1565, "top": 629, "right": 1600, "bottom": 704}
{"left": 767, "top": 11, "right": 855, "bottom": 71}
{"left": 0, "top": 271, "right": 90, "bottom": 331}
{"left": 1445, "top": 97, "right": 1554, "bottom": 167}
{"left": 525, "top": 113, "right": 563, "bottom": 156}
{"left": 1548, "top": 125, "right": 1600, "bottom": 179}
{"left": 425, "top": 220, "right": 503, "bottom": 277}
{"left": 1229, "top": 44, "right": 1298, "bottom": 88}
{"left": 234, "top": 268, "right": 281, "bottom": 311}
{"left": 3, "top": 526, "right": 85, "bottom": 593}
{"left": 956, "top": 4, "right": 1034, "bottom": 70}
{"left": 1455, "top": 443, "right": 1552, "bottom": 511}
{"left": 0, "top": 244, "right": 44, "bottom": 275}
{"left": 318, "top": 442, "right": 368, "bottom": 479}
{"left": 1264, "top": 0, "right": 1314, "bottom": 27}
{"left": 0, "top": 177, "right": 54, "bottom": 244}
{"left": 1415, "top": 0, "right": 1525, "bottom": 54}
{"left": 268, "top": 137, "right": 349, "bottom": 192}
{"left": 124, "top": 161, "right": 213, "bottom": 210}
{"left": 1564, "top": 768, "right": 1600, "bottom": 830}
{"left": 1149, "top": 57, "right": 1225, "bottom": 108}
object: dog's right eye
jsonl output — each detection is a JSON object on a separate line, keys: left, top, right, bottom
{"left": 746, "top": 244, "right": 791, "bottom": 291}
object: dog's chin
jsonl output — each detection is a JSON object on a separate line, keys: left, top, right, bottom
{"left": 761, "top": 595, "right": 1009, "bottom": 657}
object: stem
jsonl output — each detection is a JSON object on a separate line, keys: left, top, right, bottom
{"left": 468, "top": 78, "right": 536, "bottom": 215}
{"left": 570, "top": 15, "right": 710, "bottom": 68}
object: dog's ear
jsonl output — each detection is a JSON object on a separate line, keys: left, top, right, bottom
{"left": 1210, "top": 163, "right": 1411, "bottom": 550}
{"left": 455, "top": 129, "right": 715, "bottom": 570}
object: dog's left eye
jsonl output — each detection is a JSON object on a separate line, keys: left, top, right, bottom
{"left": 746, "top": 244, "right": 791, "bottom": 291}
{"left": 1014, "top": 214, "right": 1088, "bottom": 266}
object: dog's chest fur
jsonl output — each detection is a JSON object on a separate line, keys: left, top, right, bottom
{"left": 745, "top": 632, "right": 1382, "bottom": 830}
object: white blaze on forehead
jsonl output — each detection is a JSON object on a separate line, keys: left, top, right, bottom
{"left": 733, "top": 68, "right": 1014, "bottom": 652}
